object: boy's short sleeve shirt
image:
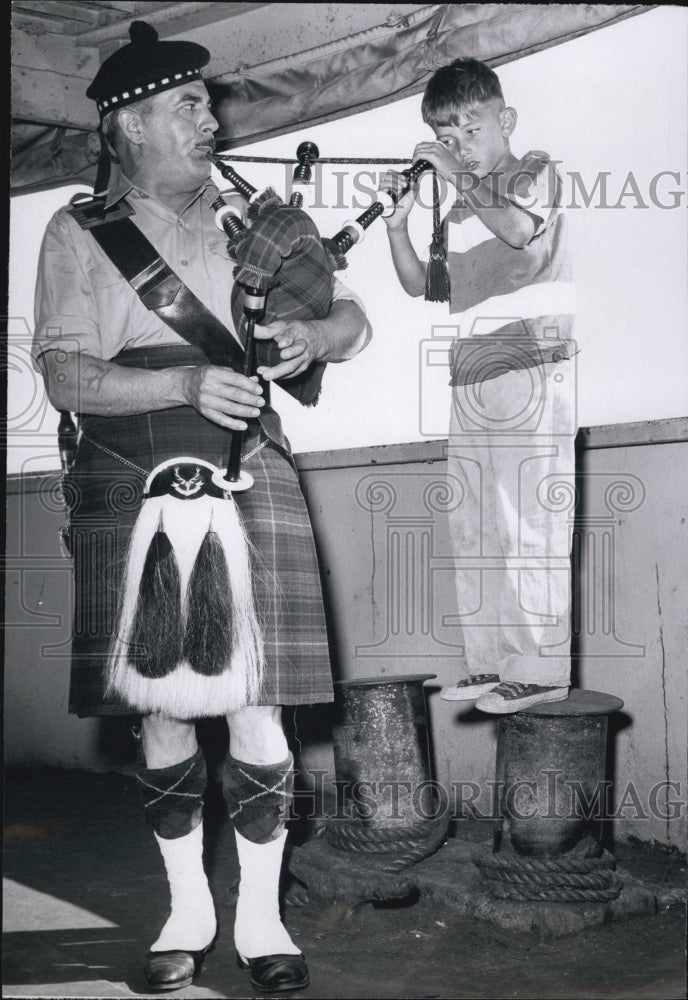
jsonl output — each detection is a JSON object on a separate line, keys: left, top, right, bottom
{"left": 506, "top": 151, "right": 561, "bottom": 237}
{"left": 444, "top": 150, "right": 576, "bottom": 386}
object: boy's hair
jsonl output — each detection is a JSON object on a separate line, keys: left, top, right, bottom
{"left": 422, "top": 58, "right": 504, "bottom": 128}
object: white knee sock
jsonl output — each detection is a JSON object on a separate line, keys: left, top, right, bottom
{"left": 151, "top": 822, "right": 217, "bottom": 952}
{"left": 234, "top": 828, "right": 300, "bottom": 960}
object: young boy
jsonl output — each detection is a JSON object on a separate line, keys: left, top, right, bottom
{"left": 381, "top": 58, "right": 577, "bottom": 714}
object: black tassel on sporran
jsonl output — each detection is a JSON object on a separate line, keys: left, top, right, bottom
{"left": 130, "top": 522, "right": 183, "bottom": 678}
{"left": 183, "top": 526, "right": 235, "bottom": 676}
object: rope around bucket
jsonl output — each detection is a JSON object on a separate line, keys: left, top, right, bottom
{"left": 325, "top": 816, "right": 449, "bottom": 873}
{"left": 476, "top": 849, "right": 623, "bottom": 903}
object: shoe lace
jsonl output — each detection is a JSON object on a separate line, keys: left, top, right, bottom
{"left": 497, "top": 682, "right": 530, "bottom": 696}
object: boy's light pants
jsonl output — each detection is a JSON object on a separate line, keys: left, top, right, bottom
{"left": 447, "top": 361, "right": 576, "bottom": 687}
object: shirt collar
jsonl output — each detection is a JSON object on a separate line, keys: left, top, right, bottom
{"left": 103, "top": 163, "right": 134, "bottom": 209}
{"left": 103, "top": 162, "right": 218, "bottom": 214}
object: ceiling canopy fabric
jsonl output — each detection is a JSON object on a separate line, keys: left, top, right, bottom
{"left": 210, "top": 4, "right": 648, "bottom": 150}
{"left": 11, "top": 4, "right": 650, "bottom": 195}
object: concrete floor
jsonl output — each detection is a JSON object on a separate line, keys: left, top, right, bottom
{"left": 3, "top": 767, "right": 686, "bottom": 1000}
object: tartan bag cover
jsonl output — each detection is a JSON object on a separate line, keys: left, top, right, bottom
{"left": 230, "top": 192, "right": 336, "bottom": 405}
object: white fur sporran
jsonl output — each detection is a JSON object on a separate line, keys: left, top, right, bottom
{"left": 106, "top": 458, "right": 264, "bottom": 718}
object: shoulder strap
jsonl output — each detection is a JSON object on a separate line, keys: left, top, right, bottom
{"left": 68, "top": 196, "right": 245, "bottom": 368}
{"left": 68, "top": 196, "right": 325, "bottom": 406}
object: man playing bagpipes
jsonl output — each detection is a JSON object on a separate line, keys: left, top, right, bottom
{"left": 33, "top": 21, "right": 371, "bottom": 994}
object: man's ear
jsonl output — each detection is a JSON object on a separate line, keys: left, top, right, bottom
{"left": 118, "top": 107, "right": 145, "bottom": 146}
{"left": 500, "top": 107, "right": 518, "bottom": 137}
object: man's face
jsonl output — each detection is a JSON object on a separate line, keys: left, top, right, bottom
{"left": 433, "top": 100, "right": 511, "bottom": 178}
{"left": 135, "top": 81, "right": 219, "bottom": 190}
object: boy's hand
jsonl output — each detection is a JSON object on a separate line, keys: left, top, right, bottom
{"left": 378, "top": 169, "right": 418, "bottom": 230}
{"left": 412, "top": 140, "right": 474, "bottom": 195}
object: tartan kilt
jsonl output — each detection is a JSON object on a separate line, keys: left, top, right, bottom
{"left": 67, "top": 347, "right": 333, "bottom": 717}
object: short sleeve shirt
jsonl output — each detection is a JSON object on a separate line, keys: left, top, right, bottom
{"left": 443, "top": 151, "right": 576, "bottom": 385}
{"left": 33, "top": 165, "right": 364, "bottom": 363}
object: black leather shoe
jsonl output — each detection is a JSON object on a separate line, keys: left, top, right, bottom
{"left": 237, "top": 951, "right": 310, "bottom": 992}
{"left": 143, "top": 941, "right": 214, "bottom": 991}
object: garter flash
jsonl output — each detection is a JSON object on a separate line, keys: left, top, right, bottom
{"left": 107, "top": 458, "right": 264, "bottom": 718}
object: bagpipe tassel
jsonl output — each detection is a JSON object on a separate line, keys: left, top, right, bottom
{"left": 107, "top": 459, "right": 264, "bottom": 719}
{"left": 424, "top": 171, "right": 451, "bottom": 304}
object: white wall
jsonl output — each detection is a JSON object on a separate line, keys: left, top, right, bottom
{"left": 7, "top": 4, "right": 688, "bottom": 473}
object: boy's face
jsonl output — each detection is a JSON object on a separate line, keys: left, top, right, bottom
{"left": 433, "top": 100, "right": 514, "bottom": 178}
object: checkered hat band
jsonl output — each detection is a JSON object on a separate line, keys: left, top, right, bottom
{"left": 97, "top": 67, "right": 202, "bottom": 113}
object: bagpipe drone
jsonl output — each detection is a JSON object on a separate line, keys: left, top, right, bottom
{"left": 101, "top": 145, "right": 445, "bottom": 717}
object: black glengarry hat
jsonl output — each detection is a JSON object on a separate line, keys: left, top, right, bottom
{"left": 86, "top": 20, "right": 210, "bottom": 118}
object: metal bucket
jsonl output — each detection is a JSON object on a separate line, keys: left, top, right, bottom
{"left": 495, "top": 690, "right": 623, "bottom": 858}
{"left": 331, "top": 674, "right": 437, "bottom": 830}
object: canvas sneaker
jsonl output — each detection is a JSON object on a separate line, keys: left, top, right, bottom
{"left": 440, "top": 674, "right": 500, "bottom": 701}
{"left": 476, "top": 682, "right": 569, "bottom": 714}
